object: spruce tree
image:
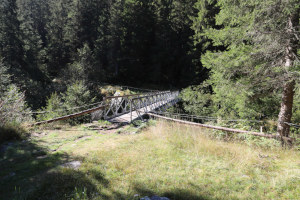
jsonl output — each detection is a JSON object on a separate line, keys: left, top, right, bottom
{"left": 45, "top": 0, "right": 71, "bottom": 77}
{"left": 0, "top": 0, "right": 24, "bottom": 71}
{"left": 194, "top": 0, "right": 299, "bottom": 139}
{"left": 17, "top": 0, "right": 45, "bottom": 78}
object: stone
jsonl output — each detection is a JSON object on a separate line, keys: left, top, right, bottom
{"left": 140, "top": 196, "right": 170, "bottom": 200}
{"left": 37, "top": 155, "right": 48, "bottom": 160}
{"left": 61, "top": 161, "right": 81, "bottom": 169}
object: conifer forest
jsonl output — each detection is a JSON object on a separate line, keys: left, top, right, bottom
{"left": 0, "top": 0, "right": 299, "bottom": 199}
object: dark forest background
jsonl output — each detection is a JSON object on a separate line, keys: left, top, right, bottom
{"left": 0, "top": 0, "right": 206, "bottom": 108}
{"left": 0, "top": 0, "right": 299, "bottom": 138}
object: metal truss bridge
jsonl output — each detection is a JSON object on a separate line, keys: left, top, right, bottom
{"left": 33, "top": 91, "right": 179, "bottom": 126}
{"left": 102, "top": 91, "right": 179, "bottom": 123}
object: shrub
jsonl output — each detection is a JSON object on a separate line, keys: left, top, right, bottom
{"left": 0, "top": 69, "right": 31, "bottom": 143}
{"left": 62, "top": 81, "right": 95, "bottom": 125}
{"left": 180, "top": 83, "right": 214, "bottom": 117}
{"left": 38, "top": 81, "right": 95, "bottom": 125}
{"left": 0, "top": 60, "right": 11, "bottom": 93}
{"left": 37, "top": 92, "right": 63, "bottom": 121}
{"left": 0, "top": 85, "right": 32, "bottom": 126}
{"left": 0, "top": 123, "right": 28, "bottom": 143}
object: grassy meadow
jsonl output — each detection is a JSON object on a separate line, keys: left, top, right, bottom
{"left": 0, "top": 121, "right": 299, "bottom": 200}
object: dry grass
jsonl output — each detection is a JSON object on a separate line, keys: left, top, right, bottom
{"left": 1, "top": 120, "right": 299, "bottom": 200}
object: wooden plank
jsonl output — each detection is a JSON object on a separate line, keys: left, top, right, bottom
{"left": 148, "top": 113, "right": 293, "bottom": 141}
{"left": 31, "top": 105, "right": 108, "bottom": 126}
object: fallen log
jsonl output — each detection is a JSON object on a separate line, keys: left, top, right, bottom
{"left": 30, "top": 105, "right": 108, "bottom": 126}
{"left": 148, "top": 113, "right": 293, "bottom": 142}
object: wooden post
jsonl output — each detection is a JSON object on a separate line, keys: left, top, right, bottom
{"left": 130, "top": 100, "right": 133, "bottom": 122}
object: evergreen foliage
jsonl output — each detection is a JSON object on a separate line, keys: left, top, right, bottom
{"left": 180, "top": 83, "right": 214, "bottom": 116}
{"left": 189, "top": 0, "right": 299, "bottom": 137}
{"left": 0, "top": 60, "right": 31, "bottom": 143}
{"left": 0, "top": 0, "right": 201, "bottom": 107}
{"left": 0, "top": 0, "right": 298, "bottom": 138}
{"left": 36, "top": 92, "right": 63, "bottom": 121}
{"left": 38, "top": 81, "right": 95, "bottom": 125}
{"left": 0, "top": 60, "right": 32, "bottom": 126}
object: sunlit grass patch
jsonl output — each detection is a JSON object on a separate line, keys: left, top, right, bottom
{"left": 1, "top": 121, "right": 299, "bottom": 200}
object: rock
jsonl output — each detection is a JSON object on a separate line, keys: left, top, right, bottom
{"left": 140, "top": 196, "right": 170, "bottom": 200}
{"left": 37, "top": 155, "right": 48, "bottom": 160}
{"left": 61, "top": 161, "right": 81, "bottom": 169}
{"left": 32, "top": 132, "right": 46, "bottom": 137}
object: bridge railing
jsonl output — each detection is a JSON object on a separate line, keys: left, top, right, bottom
{"left": 32, "top": 91, "right": 179, "bottom": 126}
{"left": 129, "top": 91, "right": 179, "bottom": 121}
{"left": 102, "top": 91, "right": 179, "bottom": 121}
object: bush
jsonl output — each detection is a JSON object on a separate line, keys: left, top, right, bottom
{"left": 0, "top": 85, "right": 32, "bottom": 126}
{"left": 37, "top": 92, "right": 63, "bottom": 121}
{"left": 180, "top": 83, "right": 214, "bottom": 117}
{"left": 0, "top": 60, "right": 11, "bottom": 93}
{"left": 0, "top": 72, "right": 31, "bottom": 143}
{"left": 38, "top": 81, "right": 95, "bottom": 125}
{"left": 62, "top": 81, "right": 95, "bottom": 125}
{"left": 0, "top": 124, "right": 28, "bottom": 143}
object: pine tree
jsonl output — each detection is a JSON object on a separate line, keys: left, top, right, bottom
{"left": 45, "top": 0, "right": 72, "bottom": 77}
{"left": 107, "top": 0, "right": 124, "bottom": 77}
{"left": 0, "top": 0, "right": 24, "bottom": 72}
{"left": 0, "top": 58, "right": 11, "bottom": 93}
{"left": 194, "top": 0, "right": 299, "bottom": 139}
{"left": 17, "top": 0, "right": 46, "bottom": 78}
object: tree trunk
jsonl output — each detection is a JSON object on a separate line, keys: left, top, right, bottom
{"left": 277, "top": 80, "right": 295, "bottom": 139}
{"left": 277, "top": 12, "right": 298, "bottom": 142}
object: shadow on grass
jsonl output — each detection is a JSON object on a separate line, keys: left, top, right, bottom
{"left": 27, "top": 169, "right": 110, "bottom": 200}
{"left": 0, "top": 139, "right": 92, "bottom": 200}
{"left": 1, "top": 136, "right": 216, "bottom": 200}
{"left": 0, "top": 138, "right": 126, "bottom": 200}
{"left": 132, "top": 183, "right": 218, "bottom": 200}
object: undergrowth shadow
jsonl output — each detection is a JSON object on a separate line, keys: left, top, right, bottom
{"left": 0, "top": 139, "right": 75, "bottom": 199}
{"left": 132, "top": 183, "right": 218, "bottom": 200}
{"left": 0, "top": 138, "right": 125, "bottom": 200}
{"left": 27, "top": 169, "right": 109, "bottom": 200}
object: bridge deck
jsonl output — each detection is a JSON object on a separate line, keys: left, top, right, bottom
{"left": 109, "top": 100, "right": 167, "bottom": 123}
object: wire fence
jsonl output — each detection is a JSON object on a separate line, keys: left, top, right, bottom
{"left": 153, "top": 111, "right": 269, "bottom": 133}
{"left": 285, "top": 122, "right": 300, "bottom": 129}
{"left": 153, "top": 111, "right": 265, "bottom": 123}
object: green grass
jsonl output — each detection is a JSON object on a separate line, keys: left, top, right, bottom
{"left": 0, "top": 121, "right": 299, "bottom": 200}
{"left": 97, "top": 120, "right": 112, "bottom": 126}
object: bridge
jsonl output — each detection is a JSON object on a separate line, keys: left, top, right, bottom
{"left": 102, "top": 91, "right": 179, "bottom": 123}
{"left": 31, "top": 89, "right": 293, "bottom": 142}
{"left": 33, "top": 90, "right": 180, "bottom": 126}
